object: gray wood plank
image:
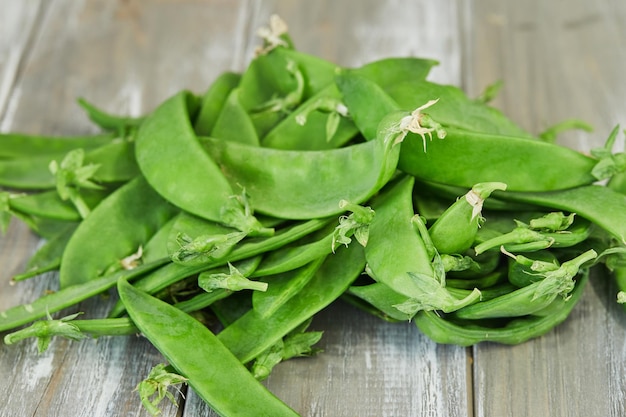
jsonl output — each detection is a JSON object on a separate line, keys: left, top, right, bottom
{"left": 187, "top": 1, "right": 471, "bottom": 416}
{"left": 0, "top": 1, "right": 246, "bottom": 416}
{"left": 0, "top": 0, "right": 43, "bottom": 123}
{"left": 465, "top": 1, "right": 626, "bottom": 416}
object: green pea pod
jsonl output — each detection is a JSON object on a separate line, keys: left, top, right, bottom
{"left": 335, "top": 72, "right": 401, "bottom": 141}
{"left": 59, "top": 176, "right": 178, "bottom": 288}
{"left": 9, "top": 188, "right": 110, "bottom": 221}
{"left": 350, "top": 57, "right": 438, "bottom": 90}
{"left": 0, "top": 132, "right": 114, "bottom": 159}
{"left": 217, "top": 244, "right": 365, "bottom": 364}
{"left": 507, "top": 250, "right": 559, "bottom": 287}
{"left": 117, "top": 279, "right": 299, "bottom": 417}
{"left": 495, "top": 184, "right": 626, "bottom": 245}
{"left": 108, "top": 218, "right": 333, "bottom": 317}
{"left": 135, "top": 90, "right": 270, "bottom": 235}
{"left": 347, "top": 282, "right": 414, "bottom": 322}
{"left": 252, "top": 257, "right": 326, "bottom": 317}
{"left": 0, "top": 259, "right": 166, "bottom": 332}
{"left": 400, "top": 127, "right": 597, "bottom": 191}
{"left": 199, "top": 108, "right": 404, "bottom": 220}
{"left": 77, "top": 97, "right": 145, "bottom": 133}
{"left": 414, "top": 271, "right": 588, "bottom": 346}
{"left": 0, "top": 152, "right": 66, "bottom": 189}
{"left": 272, "top": 47, "right": 337, "bottom": 99}
{"left": 364, "top": 175, "right": 433, "bottom": 297}
{"left": 211, "top": 88, "right": 260, "bottom": 146}
{"left": 83, "top": 140, "right": 140, "bottom": 183}
{"left": 12, "top": 223, "right": 77, "bottom": 282}
{"left": 428, "top": 182, "right": 507, "bottom": 254}
{"left": 194, "top": 71, "right": 241, "bottom": 136}
{"left": 261, "top": 84, "right": 358, "bottom": 150}
{"left": 386, "top": 80, "right": 532, "bottom": 137}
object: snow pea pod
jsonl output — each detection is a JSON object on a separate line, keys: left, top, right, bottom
{"left": 217, "top": 244, "right": 365, "bottom": 364}
{"left": 77, "top": 97, "right": 145, "bottom": 133}
{"left": 272, "top": 47, "right": 337, "bottom": 99}
{"left": 399, "top": 127, "right": 598, "bottom": 191}
{"left": 252, "top": 257, "right": 326, "bottom": 317}
{"left": 350, "top": 57, "right": 438, "bottom": 91}
{"left": 260, "top": 84, "right": 358, "bottom": 150}
{"left": 59, "top": 176, "right": 178, "bottom": 288}
{"left": 0, "top": 259, "right": 166, "bottom": 332}
{"left": 414, "top": 271, "right": 588, "bottom": 346}
{"left": 0, "top": 132, "right": 114, "bottom": 159}
{"left": 117, "top": 279, "right": 299, "bottom": 417}
{"left": 495, "top": 185, "right": 626, "bottom": 244}
{"left": 108, "top": 218, "right": 333, "bottom": 317}
{"left": 0, "top": 152, "right": 66, "bottom": 189}
{"left": 211, "top": 88, "right": 260, "bottom": 146}
{"left": 194, "top": 71, "right": 241, "bottom": 136}
{"left": 386, "top": 80, "right": 532, "bottom": 137}
{"left": 135, "top": 90, "right": 269, "bottom": 235}
{"left": 364, "top": 175, "right": 481, "bottom": 314}
{"left": 199, "top": 108, "right": 404, "bottom": 219}
{"left": 9, "top": 188, "right": 109, "bottom": 221}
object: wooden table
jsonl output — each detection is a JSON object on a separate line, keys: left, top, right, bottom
{"left": 1, "top": 1, "right": 625, "bottom": 416}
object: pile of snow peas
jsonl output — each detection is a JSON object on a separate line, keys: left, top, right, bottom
{"left": 3, "top": 16, "right": 626, "bottom": 416}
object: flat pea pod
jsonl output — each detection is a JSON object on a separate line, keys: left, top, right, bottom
{"left": 414, "top": 271, "right": 588, "bottom": 346}
{"left": 217, "top": 244, "right": 365, "bottom": 364}
{"left": 335, "top": 72, "right": 401, "bottom": 141}
{"left": 350, "top": 57, "right": 438, "bottom": 90}
{"left": 399, "top": 127, "right": 598, "bottom": 191}
{"left": 495, "top": 184, "right": 626, "bottom": 245}
{"left": 199, "top": 112, "right": 401, "bottom": 219}
{"left": 260, "top": 84, "right": 358, "bottom": 150}
{"left": 0, "top": 259, "right": 166, "bottom": 332}
{"left": 82, "top": 140, "right": 139, "bottom": 183}
{"left": 194, "top": 71, "right": 241, "bottom": 136}
{"left": 135, "top": 90, "right": 268, "bottom": 235}
{"left": 12, "top": 222, "right": 78, "bottom": 282}
{"left": 0, "top": 152, "right": 66, "bottom": 189}
{"left": 117, "top": 279, "right": 299, "bottom": 417}
{"left": 272, "top": 47, "right": 337, "bottom": 99}
{"left": 9, "top": 188, "right": 110, "bottom": 221}
{"left": 364, "top": 175, "right": 433, "bottom": 298}
{"left": 252, "top": 257, "right": 326, "bottom": 317}
{"left": 386, "top": 80, "right": 533, "bottom": 137}
{"left": 77, "top": 97, "right": 144, "bottom": 133}
{"left": 210, "top": 88, "right": 260, "bottom": 146}
{"left": 347, "top": 282, "right": 414, "bottom": 322}
{"left": 0, "top": 132, "right": 114, "bottom": 159}
{"left": 108, "top": 218, "right": 333, "bottom": 317}
{"left": 59, "top": 176, "right": 178, "bottom": 288}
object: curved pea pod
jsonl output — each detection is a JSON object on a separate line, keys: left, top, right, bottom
{"left": 335, "top": 72, "right": 402, "bottom": 141}
{"left": 0, "top": 132, "right": 114, "bottom": 159}
{"left": 400, "top": 127, "right": 598, "bottom": 191}
{"left": 210, "top": 88, "right": 259, "bottom": 146}
{"left": 414, "top": 271, "right": 588, "bottom": 346}
{"left": 59, "top": 176, "right": 178, "bottom": 288}
{"left": 217, "top": 243, "right": 365, "bottom": 364}
{"left": 272, "top": 47, "right": 337, "bottom": 99}
{"left": 77, "top": 97, "right": 144, "bottom": 133}
{"left": 194, "top": 71, "right": 241, "bottom": 136}
{"left": 117, "top": 279, "right": 299, "bottom": 417}
{"left": 260, "top": 84, "right": 358, "bottom": 150}
{"left": 386, "top": 80, "right": 532, "bottom": 137}
{"left": 495, "top": 184, "right": 626, "bottom": 245}
{"left": 199, "top": 110, "right": 403, "bottom": 220}
{"left": 350, "top": 57, "right": 438, "bottom": 90}
{"left": 135, "top": 90, "right": 270, "bottom": 235}
{"left": 83, "top": 139, "right": 140, "bottom": 183}
{"left": 428, "top": 182, "right": 507, "bottom": 254}
{"left": 507, "top": 250, "right": 558, "bottom": 287}
{"left": 347, "top": 282, "right": 415, "bottom": 322}
{"left": 364, "top": 175, "right": 481, "bottom": 314}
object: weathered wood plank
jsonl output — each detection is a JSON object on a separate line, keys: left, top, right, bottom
{"left": 0, "top": 0, "right": 43, "bottom": 124}
{"left": 186, "top": 1, "right": 471, "bottom": 416}
{"left": 465, "top": 1, "right": 626, "bottom": 416}
{"left": 0, "top": 1, "right": 246, "bottom": 416}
